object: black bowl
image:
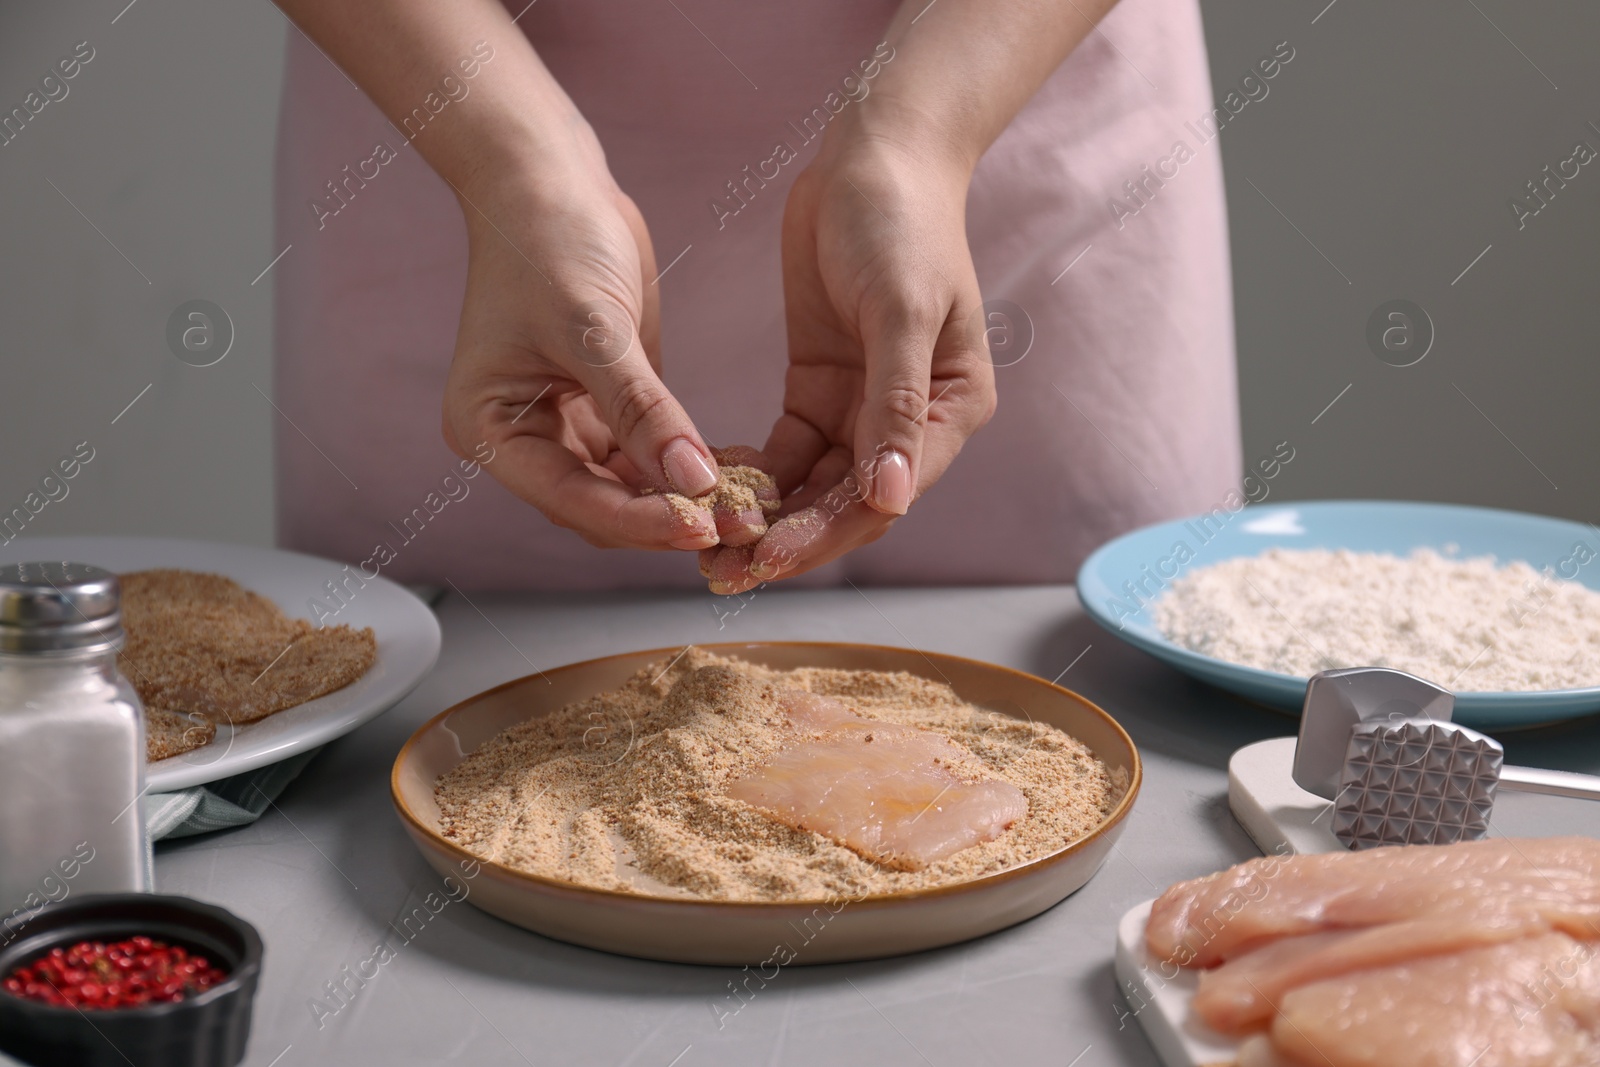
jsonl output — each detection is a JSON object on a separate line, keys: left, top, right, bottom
{"left": 0, "top": 894, "right": 262, "bottom": 1067}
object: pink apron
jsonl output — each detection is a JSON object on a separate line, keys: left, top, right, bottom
{"left": 273, "top": 0, "right": 1240, "bottom": 589}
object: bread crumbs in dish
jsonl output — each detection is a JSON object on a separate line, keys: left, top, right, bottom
{"left": 434, "top": 648, "right": 1122, "bottom": 902}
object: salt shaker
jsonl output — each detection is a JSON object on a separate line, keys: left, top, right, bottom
{"left": 0, "top": 562, "right": 150, "bottom": 921}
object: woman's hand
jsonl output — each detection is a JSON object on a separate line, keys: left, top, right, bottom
{"left": 440, "top": 158, "right": 735, "bottom": 551}
{"left": 700, "top": 134, "right": 997, "bottom": 593}
{"left": 273, "top": 0, "right": 737, "bottom": 553}
{"left": 697, "top": 0, "right": 1123, "bottom": 593}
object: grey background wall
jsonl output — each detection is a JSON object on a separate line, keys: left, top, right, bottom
{"left": 0, "top": 0, "right": 1594, "bottom": 552}
{"left": 1208, "top": 1, "right": 1600, "bottom": 524}
{"left": 0, "top": 0, "right": 285, "bottom": 546}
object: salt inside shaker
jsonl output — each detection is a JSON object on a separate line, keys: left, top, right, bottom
{"left": 0, "top": 562, "right": 151, "bottom": 922}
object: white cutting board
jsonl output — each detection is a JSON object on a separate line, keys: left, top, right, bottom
{"left": 1118, "top": 736, "right": 1600, "bottom": 1066}
{"left": 1227, "top": 736, "right": 1598, "bottom": 854}
{"left": 1228, "top": 737, "right": 1342, "bottom": 855}
{"left": 1113, "top": 738, "right": 1333, "bottom": 1067}
{"left": 1114, "top": 901, "right": 1240, "bottom": 1067}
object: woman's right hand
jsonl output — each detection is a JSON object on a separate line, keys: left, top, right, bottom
{"left": 272, "top": 0, "right": 746, "bottom": 554}
{"left": 440, "top": 155, "right": 729, "bottom": 551}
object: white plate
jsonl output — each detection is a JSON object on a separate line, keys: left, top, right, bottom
{"left": 0, "top": 536, "right": 441, "bottom": 792}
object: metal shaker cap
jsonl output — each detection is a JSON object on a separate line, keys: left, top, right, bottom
{"left": 0, "top": 562, "right": 123, "bottom": 653}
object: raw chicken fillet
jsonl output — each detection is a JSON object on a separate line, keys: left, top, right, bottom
{"left": 1148, "top": 836, "right": 1600, "bottom": 967}
{"left": 1244, "top": 933, "right": 1600, "bottom": 1067}
{"left": 726, "top": 690, "right": 1027, "bottom": 871}
{"left": 1143, "top": 836, "right": 1600, "bottom": 1067}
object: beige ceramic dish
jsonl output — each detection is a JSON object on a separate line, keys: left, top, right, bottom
{"left": 391, "top": 642, "right": 1141, "bottom": 965}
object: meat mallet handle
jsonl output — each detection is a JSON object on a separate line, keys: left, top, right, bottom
{"left": 1499, "top": 764, "right": 1600, "bottom": 801}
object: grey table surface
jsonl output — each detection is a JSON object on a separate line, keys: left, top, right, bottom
{"left": 153, "top": 585, "right": 1600, "bottom": 1067}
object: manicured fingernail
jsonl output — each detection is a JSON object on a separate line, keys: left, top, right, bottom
{"left": 750, "top": 559, "right": 779, "bottom": 580}
{"left": 671, "top": 534, "right": 718, "bottom": 550}
{"left": 870, "top": 449, "right": 912, "bottom": 515}
{"left": 663, "top": 438, "right": 718, "bottom": 496}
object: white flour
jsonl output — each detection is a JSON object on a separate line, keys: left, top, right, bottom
{"left": 1154, "top": 547, "right": 1600, "bottom": 692}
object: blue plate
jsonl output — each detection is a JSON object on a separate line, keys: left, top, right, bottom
{"left": 1076, "top": 500, "right": 1600, "bottom": 729}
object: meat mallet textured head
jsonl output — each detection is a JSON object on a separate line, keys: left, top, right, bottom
{"left": 1293, "top": 667, "right": 1455, "bottom": 800}
{"left": 1331, "top": 718, "right": 1504, "bottom": 849}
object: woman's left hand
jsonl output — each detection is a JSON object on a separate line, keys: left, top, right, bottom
{"left": 700, "top": 133, "right": 997, "bottom": 593}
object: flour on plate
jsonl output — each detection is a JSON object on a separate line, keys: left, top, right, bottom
{"left": 1154, "top": 547, "right": 1600, "bottom": 691}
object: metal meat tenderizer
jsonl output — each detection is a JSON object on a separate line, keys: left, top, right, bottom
{"left": 1291, "top": 667, "right": 1600, "bottom": 849}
